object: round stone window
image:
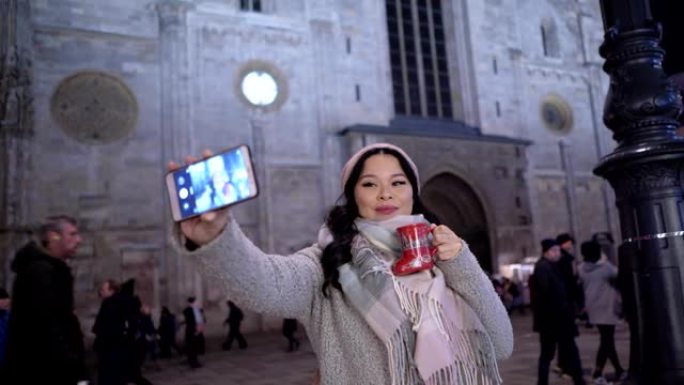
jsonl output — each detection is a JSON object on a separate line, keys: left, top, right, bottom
{"left": 236, "top": 61, "right": 287, "bottom": 110}
{"left": 540, "top": 95, "right": 573, "bottom": 134}
{"left": 51, "top": 71, "right": 138, "bottom": 144}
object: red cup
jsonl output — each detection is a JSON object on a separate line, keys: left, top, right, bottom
{"left": 392, "top": 223, "right": 436, "bottom": 276}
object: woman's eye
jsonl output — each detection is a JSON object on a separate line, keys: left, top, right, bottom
{"left": 392, "top": 180, "right": 408, "bottom": 186}
{"left": 361, "top": 182, "right": 376, "bottom": 187}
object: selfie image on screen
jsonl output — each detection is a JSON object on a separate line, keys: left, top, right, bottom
{"left": 174, "top": 150, "right": 252, "bottom": 219}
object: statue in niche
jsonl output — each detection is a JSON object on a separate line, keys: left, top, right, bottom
{"left": 0, "top": 46, "right": 33, "bottom": 136}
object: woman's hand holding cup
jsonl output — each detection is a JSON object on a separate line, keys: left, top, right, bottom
{"left": 167, "top": 149, "right": 231, "bottom": 246}
{"left": 430, "top": 224, "right": 463, "bottom": 261}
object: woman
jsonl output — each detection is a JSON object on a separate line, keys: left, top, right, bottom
{"left": 578, "top": 240, "right": 625, "bottom": 384}
{"left": 169, "top": 143, "right": 513, "bottom": 384}
{"left": 211, "top": 171, "right": 238, "bottom": 206}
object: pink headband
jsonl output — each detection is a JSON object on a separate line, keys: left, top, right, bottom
{"left": 340, "top": 143, "right": 420, "bottom": 191}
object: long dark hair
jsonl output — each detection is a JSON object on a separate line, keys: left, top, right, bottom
{"left": 320, "top": 147, "right": 438, "bottom": 296}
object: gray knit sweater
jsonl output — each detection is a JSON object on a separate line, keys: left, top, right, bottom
{"left": 174, "top": 217, "right": 513, "bottom": 384}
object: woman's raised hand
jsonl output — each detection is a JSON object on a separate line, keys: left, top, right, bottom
{"left": 167, "top": 149, "right": 231, "bottom": 246}
{"left": 430, "top": 224, "right": 463, "bottom": 261}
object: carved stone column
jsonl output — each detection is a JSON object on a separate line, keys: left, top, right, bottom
{"left": 559, "top": 139, "right": 579, "bottom": 241}
{"left": 156, "top": 0, "right": 194, "bottom": 308}
{"left": 596, "top": 1, "right": 684, "bottom": 383}
{"left": 249, "top": 114, "right": 273, "bottom": 253}
{"left": 0, "top": 0, "right": 33, "bottom": 287}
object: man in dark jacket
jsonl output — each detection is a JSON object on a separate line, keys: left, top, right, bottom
{"left": 117, "top": 279, "right": 153, "bottom": 385}
{"left": 183, "top": 296, "right": 203, "bottom": 368}
{"left": 555, "top": 233, "right": 583, "bottom": 375}
{"left": 0, "top": 288, "right": 10, "bottom": 372}
{"left": 530, "top": 239, "right": 585, "bottom": 385}
{"left": 5, "top": 215, "right": 88, "bottom": 385}
{"left": 93, "top": 279, "right": 127, "bottom": 385}
{"left": 556, "top": 233, "right": 582, "bottom": 309}
{"left": 222, "top": 300, "right": 247, "bottom": 350}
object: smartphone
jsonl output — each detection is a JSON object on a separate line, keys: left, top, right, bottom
{"left": 166, "top": 144, "right": 259, "bottom": 222}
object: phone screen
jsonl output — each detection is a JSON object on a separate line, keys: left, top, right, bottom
{"left": 167, "top": 145, "right": 258, "bottom": 221}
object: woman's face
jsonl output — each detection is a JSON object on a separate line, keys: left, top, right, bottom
{"left": 354, "top": 153, "right": 414, "bottom": 221}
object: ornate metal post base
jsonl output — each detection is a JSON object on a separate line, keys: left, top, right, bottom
{"left": 596, "top": 1, "right": 684, "bottom": 383}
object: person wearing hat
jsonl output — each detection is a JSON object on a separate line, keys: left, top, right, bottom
{"left": 578, "top": 240, "right": 626, "bottom": 384}
{"left": 167, "top": 143, "right": 513, "bottom": 384}
{"left": 555, "top": 233, "right": 581, "bottom": 309}
{"left": 555, "top": 233, "right": 582, "bottom": 313}
{"left": 530, "top": 239, "right": 585, "bottom": 385}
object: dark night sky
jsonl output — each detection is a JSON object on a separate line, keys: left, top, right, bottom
{"left": 651, "top": 0, "right": 684, "bottom": 76}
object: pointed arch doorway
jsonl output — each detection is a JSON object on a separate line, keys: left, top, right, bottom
{"left": 420, "top": 173, "right": 493, "bottom": 273}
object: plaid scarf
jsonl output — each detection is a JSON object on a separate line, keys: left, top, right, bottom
{"left": 329, "top": 215, "right": 501, "bottom": 385}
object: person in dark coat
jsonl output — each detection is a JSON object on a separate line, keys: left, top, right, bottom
{"left": 118, "top": 279, "right": 153, "bottom": 385}
{"left": 530, "top": 239, "right": 585, "bottom": 385}
{"left": 0, "top": 288, "right": 10, "bottom": 373}
{"left": 93, "top": 279, "right": 127, "bottom": 385}
{"left": 158, "top": 306, "right": 180, "bottom": 358}
{"left": 137, "top": 304, "right": 158, "bottom": 368}
{"left": 282, "top": 318, "right": 300, "bottom": 352}
{"left": 222, "top": 300, "right": 247, "bottom": 350}
{"left": 5, "top": 215, "right": 88, "bottom": 385}
{"left": 183, "top": 297, "right": 203, "bottom": 368}
{"left": 555, "top": 233, "right": 581, "bottom": 307}
{"left": 555, "top": 233, "right": 584, "bottom": 374}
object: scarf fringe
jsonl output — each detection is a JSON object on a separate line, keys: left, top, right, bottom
{"left": 385, "top": 326, "right": 502, "bottom": 385}
{"left": 387, "top": 324, "right": 422, "bottom": 385}
{"left": 422, "top": 330, "right": 502, "bottom": 385}
{"left": 393, "top": 277, "right": 424, "bottom": 329}
{"left": 431, "top": 297, "right": 451, "bottom": 340}
{"left": 391, "top": 278, "right": 502, "bottom": 385}
{"left": 433, "top": 314, "right": 502, "bottom": 384}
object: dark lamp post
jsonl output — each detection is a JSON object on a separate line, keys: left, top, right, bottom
{"left": 596, "top": 0, "right": 684, "bottom": 383}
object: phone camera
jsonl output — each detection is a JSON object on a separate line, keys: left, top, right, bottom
{"left": 179, "top": 187, "right": 189, "bottom": 199}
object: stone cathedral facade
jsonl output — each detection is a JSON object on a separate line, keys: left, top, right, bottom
{"left": 0, "top": 0, "right": 615, "bottom": 332}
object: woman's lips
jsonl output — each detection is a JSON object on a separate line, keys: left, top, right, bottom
{"left": 375, "top": 206, "right": 398, "bottom": 215}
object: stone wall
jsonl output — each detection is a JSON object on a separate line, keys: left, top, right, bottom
{"left": 462, "top": 0, "right": 618, "bottom": 245}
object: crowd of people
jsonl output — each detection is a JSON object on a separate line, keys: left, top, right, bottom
{"left": 486, "top": 231, "right": 626, "bottom": 385}
{"left": 0, "top": 215, "right": 267, "bottom": 385}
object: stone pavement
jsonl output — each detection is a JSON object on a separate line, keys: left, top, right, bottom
{"left": 143, "top": 312, "right": 630, "bottom": 385}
